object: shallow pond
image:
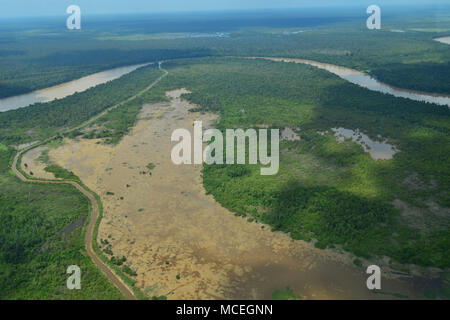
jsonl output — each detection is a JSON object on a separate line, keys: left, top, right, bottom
{"left": 332, "top": 127, "right": 399, "bottom": 160}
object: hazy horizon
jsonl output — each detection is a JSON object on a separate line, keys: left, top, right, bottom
{"left": 1, "top": 0, "right": 448, "bottom": 18}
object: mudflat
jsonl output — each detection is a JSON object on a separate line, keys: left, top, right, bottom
{"left": 37, "top": 89, "right": 423, "bottom": 299}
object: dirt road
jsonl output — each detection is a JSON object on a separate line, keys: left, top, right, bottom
{"left": 12, "top": 148, "right": 136, "bottom": 300}
{"left": 9, "top": 62, "right": 169, "bottom": 300}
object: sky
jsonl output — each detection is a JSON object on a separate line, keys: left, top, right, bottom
{"left": 0, "top": 0, "right": 447, "bottom": 18}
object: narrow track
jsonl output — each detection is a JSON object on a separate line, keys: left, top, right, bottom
{"left": 11, "top": 63, "right": 168, "bottom": 300}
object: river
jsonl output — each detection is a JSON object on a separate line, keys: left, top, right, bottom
{"left": 434, "top": 36, "right": 450, "bottom": 45}
{"left": 257, "top": 57, "right": 450, "bottom": 108}
{"left": 0, "top": 63, "right": 151, "bottom": 112}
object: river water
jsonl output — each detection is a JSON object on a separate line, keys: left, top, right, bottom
{"left": 259, "top": 57, "right": 450, "bottom": 108}
{"left": 0, "top": 63, "right": 150, "bottom": 112}
{"left": 434, "top": 36, "right": 450, "bottom": 45}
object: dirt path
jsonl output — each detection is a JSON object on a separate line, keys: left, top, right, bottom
{"left": 10, "top": 63, "right": 169, "bottom": 300}
{"left": 12, "top": 144, "right": 136, "bottom": 300}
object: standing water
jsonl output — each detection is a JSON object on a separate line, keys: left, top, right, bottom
{"left": 332, "top": 127, "right": 399, "bottom": 160}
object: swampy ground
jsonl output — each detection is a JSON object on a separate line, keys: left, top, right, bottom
{"left": 23, "top": 89, "right": 429, "bottom": 299}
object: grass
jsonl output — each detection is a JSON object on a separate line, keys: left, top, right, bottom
{"left": 44, "top": 165, "right": 79, "bottom": 181}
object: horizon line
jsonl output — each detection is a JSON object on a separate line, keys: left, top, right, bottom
{"left": 1, "top": 3, "right": 448, "bottom": 20}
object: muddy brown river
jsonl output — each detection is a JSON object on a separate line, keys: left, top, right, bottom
{"left": 0, "top": 63, "right": 150, "bottom": 112}
{"left": 256, "top": 57, "right": 450, "bottom": 108}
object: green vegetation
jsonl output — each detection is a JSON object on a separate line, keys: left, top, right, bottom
{"left": 155, "top": 57, "right": 449, "bottom": 269}
{"left": 146, "top": 163, "right": 156, "bottom": 170}
{"left": 372, "top": 291, "right": 409, "bottom": 299}
{"left": 423, "top": 288, "right": 437, "bottom": 300}
{"left": 439, "top": 285, "right": 450, "bottom": 299}
{"left": 74, "top": 176, "right": 147, "bottom": 299}
{"left": 0, "top": 64, "right": 164, "bottom": 145}
{"left": 82, "top": 71, "right": 168, "bottom": 144}
{"left": 0, "top": 143, "right": 8, "bottom": 152}
{"left": 1, "top": 9, "right": 449, "bottom": 299}
{"left": 420, "top": 275, "right": 450, "bottom": 300}
{"left": 353, "top": 259, "right": 363, "bottom": 267}
{"left": 110, "top": 256, "right": 127, "bottom": 266}
{"left": 272, "top": 287, "right": 300, "bottom": 300}
{"left": 0, "top": 146, "right": 122, "bottom": 299}
{"left": 1, "top": 10, "right": 449, "bottom": 100}
{"left": 122, "top": 265, "right": 137, "bottom": 277}
{"left": 103, "top": 247, "right": 113, "bottom": 256}
{"left": 44, "top": 165, "right": 79, "bottom": 181}
{"left": 62, "top": 54, "right": 448, "bottom": 270}
{"left": 37, "top": 149, "right": 50, "bottom": 164}
{"left": 0, "top": 18, "right": 211, "bottom": 100}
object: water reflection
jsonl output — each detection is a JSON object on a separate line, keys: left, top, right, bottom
{"left": 332, "top": 127, "right": 399, "bottom": 160}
